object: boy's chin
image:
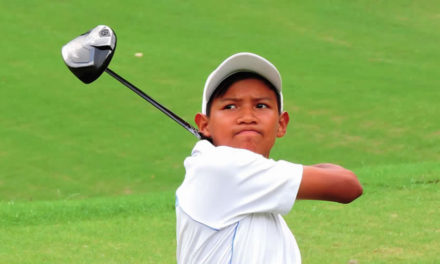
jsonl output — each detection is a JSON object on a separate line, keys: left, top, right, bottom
{"left": 212, "top": 136, "right": 273, "bottom": 157}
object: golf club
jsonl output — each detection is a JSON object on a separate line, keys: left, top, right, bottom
{"left": 61, "top": 25, "right": 203, "bottom": 139}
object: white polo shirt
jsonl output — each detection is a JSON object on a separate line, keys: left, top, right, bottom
{"left": 176, "top": 140, "right": 303, "bottom": 263}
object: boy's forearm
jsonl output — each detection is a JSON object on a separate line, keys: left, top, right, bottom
{"left": 298, "top": 164, "right": 363, "bottom": 204}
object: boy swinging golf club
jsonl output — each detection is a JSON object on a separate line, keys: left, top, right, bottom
{"left": 61, "top": 26, "right": 362, "bottom": 263}
{"left": 176, "top": 52, "right": 363, "bottom": 263}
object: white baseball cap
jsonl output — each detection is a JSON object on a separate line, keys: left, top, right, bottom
{"left": 202, "top": 52, "right": 283, "bottom": 114}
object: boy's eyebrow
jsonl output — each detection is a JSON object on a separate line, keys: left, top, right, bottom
{"left": 218, "top": 97, "right": 241, "bottom": 102}
{"left": 254, "top": 97, "right": 275, "bottom": 101}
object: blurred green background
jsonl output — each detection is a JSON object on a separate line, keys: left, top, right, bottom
{"left": 0, "top": 0, "right": 439, "bottom": 263}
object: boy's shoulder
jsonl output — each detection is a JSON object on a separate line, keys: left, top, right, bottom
{"left": 185, "top": 140, "right": 303, "bottom": 180}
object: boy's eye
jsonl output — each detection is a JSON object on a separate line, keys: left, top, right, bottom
{"left": 224, "top": 104, "right": 236, "bottom": 110}
{"left": 256, "top": 103, "right": 269, "bottom": 109}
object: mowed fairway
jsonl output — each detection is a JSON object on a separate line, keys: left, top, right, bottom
{"left": 0, "top": 1, "right": 439, "bottom": 263}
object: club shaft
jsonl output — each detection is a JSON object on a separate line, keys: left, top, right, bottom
{"left": 105, "top": 68, "right": 202, "bottom": 139}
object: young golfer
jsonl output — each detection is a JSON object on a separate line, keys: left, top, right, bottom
{"left": 176, "top": 52, "right": 363, "bottom": 263}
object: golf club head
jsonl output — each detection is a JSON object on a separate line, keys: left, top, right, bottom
{"left": 61, "top": 25, "right": 116, "bottom": 84}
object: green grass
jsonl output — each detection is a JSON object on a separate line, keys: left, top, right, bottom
{"left": 0, "top": 0, "right": 439, "bottom": 263}
{"left": 0, "top": 192, "right": 176, "bottom": 264}
{"left": 1, "top": 163, "right": 438, "bottom": 263}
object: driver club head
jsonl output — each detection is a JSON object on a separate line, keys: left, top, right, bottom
{"left": 61, "top": 25, "right": 117, "bottom": 84}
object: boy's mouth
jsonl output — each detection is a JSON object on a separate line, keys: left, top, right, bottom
{"left": 235, "top": 129, "right": 262, "bottom": 136}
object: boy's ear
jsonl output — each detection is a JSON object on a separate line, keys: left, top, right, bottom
{"left": 195, "top": 113, "right": 211, "bottom": 138}
{"left": 276, "top": 111, "right": 290, "bottom": 138}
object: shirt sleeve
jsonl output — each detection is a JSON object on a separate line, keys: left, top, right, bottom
{"left": 176, "top": 142, "right": 303, "bottom": 229}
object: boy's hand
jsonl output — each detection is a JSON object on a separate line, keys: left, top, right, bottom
{"left": 297, "top": 164, "right": 363, "bottom": 203}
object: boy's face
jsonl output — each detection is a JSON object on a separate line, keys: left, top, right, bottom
{"left": 195, "top": 78, "right": 289, "bottom": 157}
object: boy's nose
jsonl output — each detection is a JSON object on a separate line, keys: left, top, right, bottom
{"left": 237, "top": 107, "right": 257, "bottom": 124}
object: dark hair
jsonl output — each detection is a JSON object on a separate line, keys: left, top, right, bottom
{"left": 206, "top": 72, "right": 281, "bottom": 116}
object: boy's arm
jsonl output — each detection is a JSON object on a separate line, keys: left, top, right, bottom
{"left": 297, "top": 164, "right": 363, "bottom": 203}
